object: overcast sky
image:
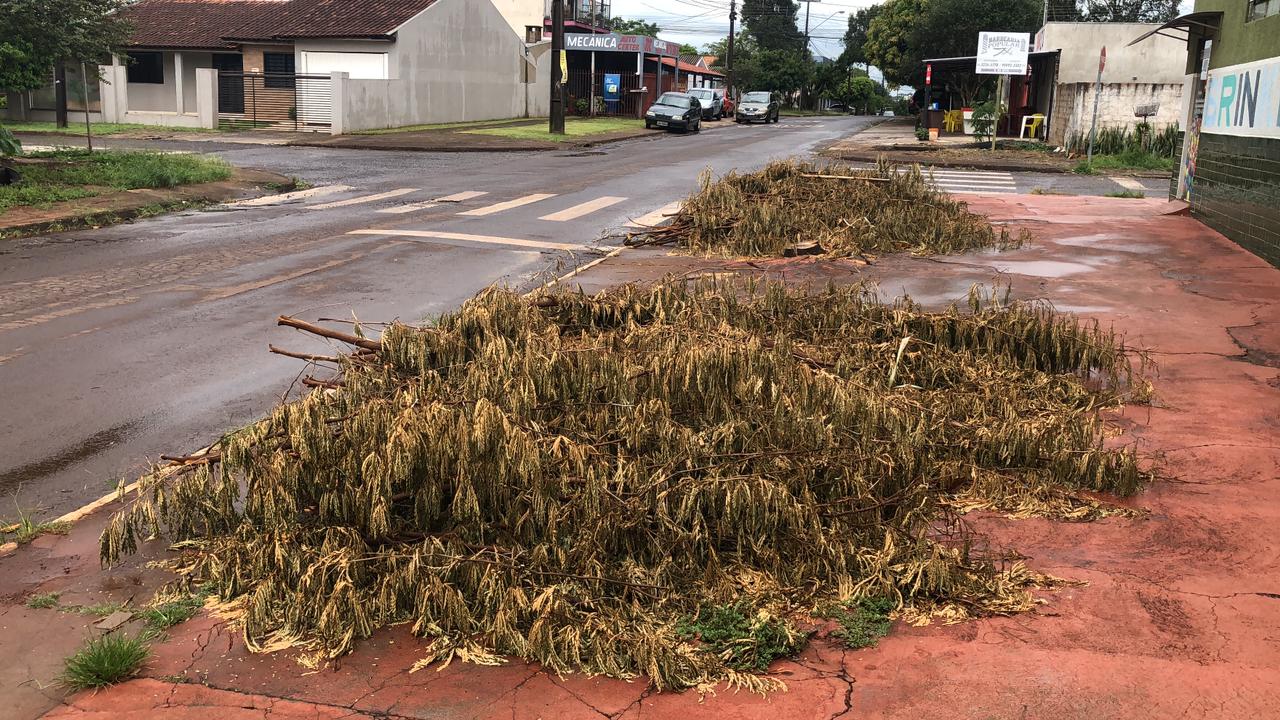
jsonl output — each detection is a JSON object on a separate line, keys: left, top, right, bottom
{"left": 609, "top": 0, "right": 880, "bottom": 61}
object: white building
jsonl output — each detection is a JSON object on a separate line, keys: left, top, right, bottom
{"left": 1, "top": 0, "right": 552, "bottom": 134}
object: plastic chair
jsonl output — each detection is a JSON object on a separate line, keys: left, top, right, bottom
{"left": 1019, "top": 114, "right": 1045, "bottom": 139}
{"left": 942, "top": 110, "right": 963, "bottom": 133}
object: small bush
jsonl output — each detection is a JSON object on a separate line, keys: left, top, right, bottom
{"left": 677, "top": 603, "right": 807, "bottom": 672}
{"left": 27, "top": 592, "right": 61, "bottom": 609}
{"left": 915, "top": 126, "right": 929, "bottom": 141}
{"left": 1105, "top": 189, "right": 1145, "bottom": 199}
{"left": 0, "top": 125, "right": 21, "bottom": 156}
{"left": 828, "top": 597, "right": 895, "bottom": 649}
{"left": 140, "top": 588, "right": 211, "bottom": 631}
{"left": 60, "top": 634, "right": 150, "bottom": 690}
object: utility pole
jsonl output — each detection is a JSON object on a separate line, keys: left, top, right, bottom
{"left": 726, "top": 0, "right": 736, "bottom": 99}
{"left": 54, "top": 64, "right": 69, "bottom": 128}
{"left": 550, "top": 0, "right": 566, "bottom": 134}
{"left": 799, "top": 0, "right": 819, "bottom": 110}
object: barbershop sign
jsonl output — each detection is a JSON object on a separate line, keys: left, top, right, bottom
{"left": 975, "top": 31, "right": 1030, "bottom": 75}
{"left": 565, "top": 33, "right": 676, "bottom": 56}
{"left": 1202, "top": 56, "right": 1280, "bottom": 139}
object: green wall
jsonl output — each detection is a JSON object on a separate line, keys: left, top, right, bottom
{"left": 1194, "top": 0, "right": 1280, "bottom": 69}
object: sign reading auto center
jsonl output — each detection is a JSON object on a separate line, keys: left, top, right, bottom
{"left": 564, "top": 33, "right": 678, "bottom": 57}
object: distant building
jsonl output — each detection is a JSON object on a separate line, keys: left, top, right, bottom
{"left": 1131, "top": 4, "right": 1280, "bottom": 265}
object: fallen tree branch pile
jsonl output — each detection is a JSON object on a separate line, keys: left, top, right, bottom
{"left": 102, "top": 279, "right": 1149, "bottom": 692}
{"left": 629, "top": 159, "right": 1025, "bottom": 258}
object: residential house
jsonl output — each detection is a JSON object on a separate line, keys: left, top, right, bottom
{"left": 1131, "top": 5, "right": 1280, "bottom": 265}
{"left": 2, "top": 0, "right": 551, "bottom": 133}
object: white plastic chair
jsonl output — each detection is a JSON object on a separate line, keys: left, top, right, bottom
{"left": 1019, "top": 114, "right": 1045, "bottom": 139}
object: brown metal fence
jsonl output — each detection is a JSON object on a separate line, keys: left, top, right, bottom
{"left": 565, "top": 70, "right": 644, "bottom": 118}
{"left": 216, "top": 72, "right": 332, "bottom": 132}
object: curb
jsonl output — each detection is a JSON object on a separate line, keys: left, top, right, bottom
{"left": 827, "top": 150, "right": 1171, "bottom": 178}
{"left": 0, "top": 170, "right": 298, "bottom": 240}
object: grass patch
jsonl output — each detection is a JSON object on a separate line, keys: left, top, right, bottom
{"left": 354, "top": 117, "right": 537, "bottom": 134}
{"left": 1105, "top": 189, "right": 1146, "bottom": 199}
{"left": 2, "top": 504, "right": 71, "bottom": 545}
{"left": 27, "top": 592, "right": 61, "bottom": 609}
{"left": 140, "top": 588, "right": 212, "bottom": 632}
{"left": 1, "top": 121, "right": 218, "bottom": 136}
{"left": 1, "top": 150, "right": 231, "bottom": 212}
{"left": 677, "top": 603, "right": 807, "bottom": 672}
{"left": 60, "top": 634, "right": 150, "bottom": 690}
{"left": 826, "top": 597, "right": 895, "bottom": 649}
{"left": 74, "top": 601, "right": 128, "bottom": 618}
{"left": 1074, "top": 149, "right": 1174, "bottom": 175}
{"left": 461, "top": 117, "right": 643, "bottom": 143}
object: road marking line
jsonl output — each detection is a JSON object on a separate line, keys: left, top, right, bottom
{"left": 539, "top": 196, "right": 627, "bottom": 222}
{"left": 931, "top": 180, "right": 1018, "bottom": 187}
{"left": 306, "top": 188, "right": 418, "bottom": 210}
{"left": 627, "top": 201, "right": 683, "bottom": 228}
{"left": 1111, "top": 176, "right": 1147, "bottom": 192}
{"left": 459, "top": 193, "right": 557, "bottom": 217}
{"left": 223, "top": 184, "right": 352, "bottom": 207}
{"left": 435, "top": 190, "right": 489, "bottom": 202}
{"left": 378, "top": 201, "right": 441, "bottom": 215}
{"left": 348, "top": 228, "right": 579, "bottom": 251}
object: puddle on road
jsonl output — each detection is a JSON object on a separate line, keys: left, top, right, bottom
{"left": 989, "top": 260, "right": 1097, "bottom": 278}
{"left": 0, "top": 421, "right": 138, "bottom": 496}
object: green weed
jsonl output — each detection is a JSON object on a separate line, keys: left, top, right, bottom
{"left": 827, "top": 597, "right": 895, "bottom": 649}
{"left": 677, "top": 603, "right": 807, "bottom": 672}
{"left": 1105, "top": 189, "right": 1146, "bottom": 199}
{"left": 59, "top": 634, "right": 150, "bottom": 690}
{"left": 2, "top": 503, "right": 71, "bottom": 545}
{"left": 74, "top": 601, "right": 128, "bottom": 618}
{"left": 27, "top": 592, "right": 61, "bottom": 609}
{"left": 140, "top": 588, "right": 212, "bottom": 632}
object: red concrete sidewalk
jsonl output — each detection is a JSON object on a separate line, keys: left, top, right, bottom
{"left": 18, "top": 194, "right": 1280, "bottom": 720}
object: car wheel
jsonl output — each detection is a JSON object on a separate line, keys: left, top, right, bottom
{"left": 645, "top": 120, "right": 652, "bottom": 129}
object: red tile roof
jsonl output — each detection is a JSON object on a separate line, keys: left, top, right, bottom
{"left": 123, "top": 0, "right": 438, "bottom": 49}
{"left": 124, "top": 0, "right": 289, "bottom": 49}
{"left": 226, "top": 0, "right": 438, "bottom": 41}
{"left": 659, "top": 57, "right": 724, "bottom": 77}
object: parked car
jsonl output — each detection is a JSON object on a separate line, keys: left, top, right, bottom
{"left": 686, "top": 88, "right": 725, "bottom": 120}
{"left": 644, "top": 92, "right": 703, "bottom": 132}
{"left": 735, "top": 91, "right": 779, "bottom": 124}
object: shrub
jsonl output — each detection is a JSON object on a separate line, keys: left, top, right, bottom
{"left": 60, "top": 634, "right": 150, "bottom": 690}
{"left": 677, "top": 603, "right": 807, "bottom": 672}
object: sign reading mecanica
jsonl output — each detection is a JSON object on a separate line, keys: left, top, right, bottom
{"left": 975, "top": 32, "right": 1030, "bottom": 75}
{"left": 564, "top": 33, "right": 676, "bottom": 56}
{"left": 1202, "top": 56, "right": 1280, "bottom": 139}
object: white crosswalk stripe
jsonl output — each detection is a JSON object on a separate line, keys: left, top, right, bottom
{"left": 377, "top": 201, "right": 440, "bottom": 215}
{"left": 306, "top": 188, "right": 418, "bottom": 210}
{"left": 459, "top": 193, "right": 557, "bottom": 217}
{"left": 435, "top": 190, "right": 489, "bottom": 202}
{"left": 627, "top": 201, "right": 683, "bottom": 228}
{"left": 223, "top": 184, "right": 351, "bottom": 207}
{"left": 349, "top": 228, "right": 578, "bottom": 251}
{"left": 916, "top": 169, "right": 1019, "bottom": 194}
{"left": 539, "top": 196, "right": 627, "bottom": 222}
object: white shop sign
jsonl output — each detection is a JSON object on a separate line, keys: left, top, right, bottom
{"left": 1202, "top": 55, "right": 1280, "bottom": 139}
{"left": 975, "top": 32, "right": 1030, "bottom": 75}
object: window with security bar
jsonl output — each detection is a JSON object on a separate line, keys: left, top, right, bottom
{"left": 1249, "top": 0, "right": 1279, "bottom": 21}
{"left": 263, "top": 52, "right": 296, "bottom": 88}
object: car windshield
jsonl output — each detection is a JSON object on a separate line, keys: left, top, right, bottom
{"left": 657, "top": 93, "right": 691, "bottom": 108}
{"left": 688, "top": 90, "right": 713, "bottom": 100}
{"left": 743, "top": 92, "right": 771, "bottom": 103}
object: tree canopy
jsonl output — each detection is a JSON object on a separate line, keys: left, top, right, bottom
{"left": 606, "top": 17, "right": 660, "bottom": 37}
{"left": 0, "top": 0, "right": 132, "bottom": 92}
{"left": 1079, "top": 0, "right": 1179, "bottom": 22}
{"left": 839, "top": 6, "right": 882, "bottom": 68}
{"left": 863, "top": 0, "right": 928, "bottom": 87}
{"left": 741, "top": 0, "right": 804, "bottom": 52}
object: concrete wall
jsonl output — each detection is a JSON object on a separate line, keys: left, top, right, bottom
{"left": 126, "top": 51, "right": 180, "bottom": 112}
{"left": 490, "top": 0, "right": 545, "bottom": 37}
{"left": 1192, "top": 0, "right": 1280, "bottom": 70}
{"left": 1046, "top": 81, "right": 1184, "bottom": 146}
{"left": 1040, "top": 23, "right": 1187, "bottom": 85}
{"left": 333, "top": 0, "right": 545, "bottom": 132}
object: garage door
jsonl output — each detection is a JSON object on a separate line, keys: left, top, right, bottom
{"left": 299, "top": 52, "right": 389, "bottom": 79}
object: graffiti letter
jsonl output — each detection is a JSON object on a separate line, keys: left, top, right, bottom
{"left": 1218, "top": 74, "right": 1236, "bottom": 127}
{"left": 1237, "top": 70, "right": 1260, "bottom": 127}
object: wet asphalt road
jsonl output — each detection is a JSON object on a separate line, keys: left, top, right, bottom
{"left": 1, "top": 115, "right": 884, "bottom": 519}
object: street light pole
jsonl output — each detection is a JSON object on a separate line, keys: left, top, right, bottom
{"left": 550, "top": 0, "right": 566, "bottom": 134}
{"left": 726, "top": 0, "right": 736, "bottom": 99}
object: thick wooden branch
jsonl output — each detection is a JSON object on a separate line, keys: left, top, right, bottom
{"left": 278, "top": 316, "right": 381, "bottom": 351}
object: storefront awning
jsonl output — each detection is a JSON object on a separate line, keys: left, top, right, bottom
{"left": 1127, "top": 11, "right": 1222, "bottom": 46}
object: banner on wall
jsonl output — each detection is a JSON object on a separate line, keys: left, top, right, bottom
{"left": 1201, "top": 55, "right": 1280, "bottom": 139}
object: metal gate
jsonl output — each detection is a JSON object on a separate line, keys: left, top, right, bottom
{"left": 216, "top": 72, "right": 332, "bottom": 132}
